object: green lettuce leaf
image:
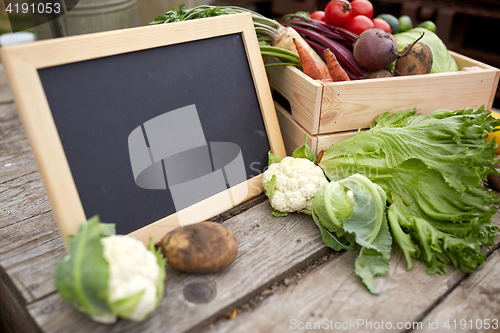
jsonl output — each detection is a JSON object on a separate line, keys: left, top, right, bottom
{"left": 55, "top": 216, "right": 117, "bottom": 324}
{"left": 319, "top": 106, "right": 500, "bottom": 274}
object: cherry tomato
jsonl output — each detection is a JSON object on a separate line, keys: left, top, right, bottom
{"left": 350, "top": 0, "right": 374, "bottom": 19}
{"left": 345, "top": 15, "right": 374, "bottom": 35}
{"left": 324, "top": 0, "right": 352, "bottom": 27}
{"left": 372, "top": 18, "right": 391, "bottom": 34}
{"left": 310, "top": 11, "right": 326, "bottom": 22}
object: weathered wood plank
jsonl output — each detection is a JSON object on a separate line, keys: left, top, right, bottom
{"left": 0, "top": 65, "right": 14, "bottom": 105}
{"left": 417, "top": 249, "right": 500, "bottom": 333}
{"left": 206, "top": 216, "right": 500, "bottom": 333}
{"left": 26, "top": 202, "right": 332, "bottom": 333}
{"left": 0, "top": 266, "right": 42, "bottom": 333}
{"left": 0, "top": 102, "right": 38, "bottom": 185}
{"left": 0, "top": 176, "right": 51, "bottom": 229}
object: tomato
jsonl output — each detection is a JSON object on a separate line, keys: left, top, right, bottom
{"left": 372, "top": 18, "right": 391, "bottom": 34}
{"left": 345, "top": 15, "right": 374, "bottom": 35}
{"left": 351, "top": 0, "right": 374, "bottom": 19}
{"left": 324, "top": 0, "right": 352, "bottom": 27}
{"left": 310, "top": 11, "right": 326, "bottom": 22}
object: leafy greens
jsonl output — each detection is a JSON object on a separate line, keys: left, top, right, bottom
{"left": 318, "top": 106, "right": 500, "bottom": 277}
{"left": 394, "top": 27, "right": 459, "bottom": 73}
{"left": 312, "top": 174, "right": 392, "bottom": 293}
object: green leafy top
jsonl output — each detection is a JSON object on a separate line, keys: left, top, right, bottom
{"left": 319, "top": 106, "right": 500, "bottom": 275}
{"left": 312, "top": 174, "right": 391, "bottom": 294}
{"left": 55, "top": 216, "right": 117, "bottom": 323}
{"left": 394, "top": 27, "right": 459, "bottom": 73}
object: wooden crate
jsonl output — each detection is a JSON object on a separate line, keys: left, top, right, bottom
{"left": 267, "top": 51, "right": 500, "bottom": 135}
{"left": 274, "top": 101, "right": 358, "bottom": 156}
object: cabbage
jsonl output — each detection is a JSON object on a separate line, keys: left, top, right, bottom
{"left": 318, "top": 106, "right": 500, "bottom": 280}
{"left": 312, "top": 174, "right": 392, "bottom": 294}
{"left": 393, "top": 27, "right": 459, "bottom": 73}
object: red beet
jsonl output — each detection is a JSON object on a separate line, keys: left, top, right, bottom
{"left": 352, "top": 28, "right": 398, "bottom": 71}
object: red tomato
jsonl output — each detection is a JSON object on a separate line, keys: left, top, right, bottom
{"left": 345, "top": 15, "right": 374, "bottom": 35}
{"left": 372, "top": 18, "right": 391, "bottom": 34}
{"left": 350, "top": 0, "right": 374, "bottom": 19}
{"left": 324, "top": 0, "right": 352, "bottom": 27}
{"left": 310, "top": 11, "right": 326, "bottom": 22}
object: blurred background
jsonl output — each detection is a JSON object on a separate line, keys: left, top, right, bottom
{"left": 0, "top": 0, "right": 499, "bottom": 106}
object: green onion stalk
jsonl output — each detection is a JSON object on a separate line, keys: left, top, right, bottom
{"left": 151, "top": 4, "right": 323, "bottom": 68}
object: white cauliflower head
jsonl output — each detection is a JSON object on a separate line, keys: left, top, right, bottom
{"left": 101, "top": 235, "right": 163, "bottom": 322}
{"left": 54, "top": 217, "right": 166, "bottom": 324}
{"left": 262, "top": 156, "right": 329, "bottom": 213}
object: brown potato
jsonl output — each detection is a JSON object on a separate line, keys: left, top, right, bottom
{"left": 161, "top": 221, "right": 238, "bottom": 274}
{"left": 395, "top": 42, "right": 433, "bottom": 76}
{"left": 367, "top": 69, "right": 393, "bottom": 79}
{"left": 487, "top": 162, "right": 500, "bottom": 191}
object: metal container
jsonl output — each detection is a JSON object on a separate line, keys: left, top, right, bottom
{"left": 65, "top": 0, "right": 137, "bottom": 35}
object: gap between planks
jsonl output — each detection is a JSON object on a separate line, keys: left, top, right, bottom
{"left": 203, "top": 213, "right": 500, "bottom": 333}
{"left": 25, "top": 202, "right": 330, "bottom": 333}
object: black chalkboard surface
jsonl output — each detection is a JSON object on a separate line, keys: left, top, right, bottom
{"left": 38, "top": 33, "right": 270, "bottom": 235}
{"left": 1, "top": 13, "right": 286, "bottom": 245}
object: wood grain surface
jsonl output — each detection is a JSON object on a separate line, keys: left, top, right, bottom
{"left": 1, "top": 63, "right": 500, "bottom": 333}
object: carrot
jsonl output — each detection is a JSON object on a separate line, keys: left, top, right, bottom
{"left": 317, "top": 63, "right": 332, "bottom": 81}
{"left": 293, "top": 38, "right": 330, "bottom": 80}
{"left": 274, "top": 26, "right": 327, "bottom": 68}
{"left": 324, "top": 48, "right": 350, "bottom": 82}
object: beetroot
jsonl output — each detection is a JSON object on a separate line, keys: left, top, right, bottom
{"left": 353, "top": 28, "right": 398, "bottom": 71}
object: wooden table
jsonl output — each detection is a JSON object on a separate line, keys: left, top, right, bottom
{"left": 1, "top": 63, "right": 500, "bottom": 333}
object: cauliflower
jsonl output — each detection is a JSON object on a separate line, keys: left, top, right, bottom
{"left": 262, "top": 156, "right": 328, "bottom": 214}
{"left": 55, "top": 216, "right": 166, "bottom": 324}
{"left": 101, "top": 235, "right": 163, "bottom": 322}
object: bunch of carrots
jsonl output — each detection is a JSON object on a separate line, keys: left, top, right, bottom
{"left": 293, "top": 38, "right": 350, "bottom": 82}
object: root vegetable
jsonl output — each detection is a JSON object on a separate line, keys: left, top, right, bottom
{"left": 152, "top": 5, "right": 327, "bottom": 69}
{"left": 395, "top": 42, "right": 433, "bottom": 75}
{"left": 324, "top": 48, "right": 350, "bottom": 81}
{"left": 353, "top": 28, "right": 399, "bottom": 70}
{"left": 367, "top": 69, "right": 393, "bottom": 79}
{"left": 161, "top": 221, "right": 238, "bottom": 274}
{"left": 293, "top": 38, "right": 330, "bottom": 80}
{"left": 353, "top": 28, "right": 425, "bottom": 71}
{"left": 274, "top": 26, "right": 327, "bottom": 68}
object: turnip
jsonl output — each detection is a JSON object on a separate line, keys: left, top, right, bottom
{"left": 395, "top": 42, "right": 433, "bottom": 75}
{"left": 353, "top": 28, "right": 424, "bottom": 71}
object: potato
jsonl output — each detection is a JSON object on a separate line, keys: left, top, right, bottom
{"left": 487, "top": 161, "right": 500, "bottom": 191}
{"left": 161, "top": 221, "right": 238, "bottom": 274}
{"left": 368, "top": 69, "right": 393, "bottom": 79}
{"left": 395, "top": 42, "right": 433, "bottom": 76}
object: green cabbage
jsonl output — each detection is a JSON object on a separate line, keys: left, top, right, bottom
{"left": 312, "top": 174, "right": 392, "bottom": 294}
{"left": 318, "top": 106, "right": 500, "bottom": 279}
{"left": 393, "top": 27, "right": 459, "bottom": 73}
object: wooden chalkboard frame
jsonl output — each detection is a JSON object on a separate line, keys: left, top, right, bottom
{"left": 1, "top": 13, "right": 286, "bottom": 246}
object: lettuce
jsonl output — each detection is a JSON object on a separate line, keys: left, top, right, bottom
{"left": 393, "top": 27, "right": 459, "bottom": 73}
{"left": 318, "top": 106, "right": 500, "bottom": 278}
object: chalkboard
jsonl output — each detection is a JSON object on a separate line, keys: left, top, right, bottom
{"left": 1, "top": 13, "right": 286, "bottom": 245}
